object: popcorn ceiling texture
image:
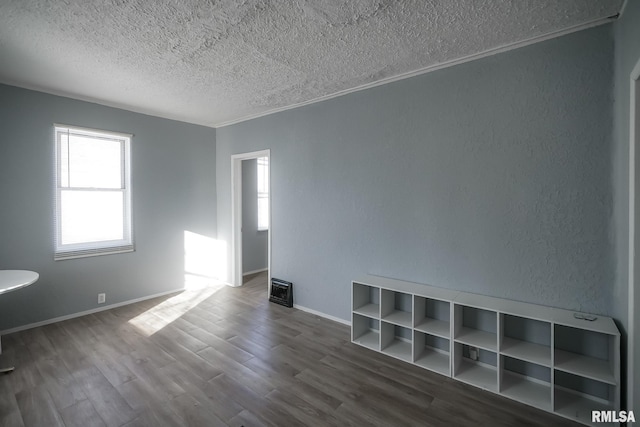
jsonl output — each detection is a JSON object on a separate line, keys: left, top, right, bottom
{"left": 0, "top": 0, "right": 622, "bottom": 127}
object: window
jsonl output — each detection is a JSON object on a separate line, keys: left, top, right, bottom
{"left": 257, "top": 156, "right": 269, "bottom": 231}
{"left": 54, "top": 125, "right": 133, "bottom": 260}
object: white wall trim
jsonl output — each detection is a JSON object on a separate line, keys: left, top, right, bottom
{"left": 216, "top": 15, "right": 617, "bottom": 129}
{"left": 0, "top": 287, "right": 184, "bottom": 336}
{"left": 629, "top": 56, "right": 640, "bottom": 411}
{"left": 243, "top": 268, "right": 268, "bottom": 276}
{"left": 293, "top": 304, "right": 351, "bottom": 326}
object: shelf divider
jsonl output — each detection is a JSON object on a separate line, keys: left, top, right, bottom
{"left": 414, "top": 318, "right": 450, "bottom": 338}
{"left": 554, "top": 349, "right": 615, "bottom": 385}
{"left": 501, "top": 337, "right": 551, "bottom": 367}
{"left": 455, "top": 327, "right": 497, "bottom": 351}
{"left": 454, "top": 359, "right": 497, "bottom": 392}
{"left": 554, "top": 387, "right": 614, "bottom": 425}
{"left": 353, "top": 303, "right": 379, "bottom": 318}
{"left": 501, "top": 371, "right": 551, "bottom": 411}
{"left": 382, "top": 310, "right": 413, "bottom": 327}
{"left": 353, "top": 329, "right": 379, "bottom": 350}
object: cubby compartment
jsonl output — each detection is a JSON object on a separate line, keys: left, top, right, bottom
{"left": 414, "top": 296, "right": 450, "bottom": 338}
{"left": 414, "top": 331, "right": 450, "bottom": 375}
{"left": 454, "top": 305, "right": 497, "bottom": 351}
{"left": 381, "top": 322, "right": 412, "bottom": 362}
{"left": 352, "top": 283, "right": 380, "bottom": 318}
{"left": 554, "top": 325, "right": 616, "bottom": 385}
{"left": 381, "top": 289, "right": 413, "bottom": 327}
{"left": 500, "top": 356, "right": 551, "bottom": 411}
{"left": 453, "top": 342, "right": 497, "bottom": 392}
{"left": 500, "top": 314, "right": 551, "bottom": 367}
{"left": 352, "top": 314, "right": 380, "bottom": 351}
{"left": 554, "top": 370, "right": 616, "bottom": 425}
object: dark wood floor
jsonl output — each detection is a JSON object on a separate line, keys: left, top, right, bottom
{"left": 0, "top": 272, "right": 579, "bottom": 427}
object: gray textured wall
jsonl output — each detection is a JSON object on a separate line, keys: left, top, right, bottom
{"left": 0, "top": 84, "right": 217, "bottom": 331}
{"left": 612, "top": 0, "right": 640, "bottom": 411}
{"left": 216, "top": 25, "right": 614, "bottom": 321}
{"left": 242, "top": 158, "right": 268, "bottom": 273}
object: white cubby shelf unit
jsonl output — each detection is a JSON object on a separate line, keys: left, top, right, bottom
{"left": 351, "top": 275, "right": 620, "bottom": 426}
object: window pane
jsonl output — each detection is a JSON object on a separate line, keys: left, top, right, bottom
{"left": 60, "top": 190, "right": 124, "bottom": 244}
{"left": 60, "top": 134, "right": 70, "bottom": 187}
{"left": 258, "top": 196, "right": 269, "bottom": 230}
{"left": 257, "top": 157, "right": 268, "bottom": 193}
{"left": 257, "top": 156, "right": 269, "bottom": 230}
{"left": 67, "top": 134, "right": 122, "bottom": 188}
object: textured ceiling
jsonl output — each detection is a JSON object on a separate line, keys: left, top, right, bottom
{"left": 0, "top": 0, "right": 623, "bottom": 128}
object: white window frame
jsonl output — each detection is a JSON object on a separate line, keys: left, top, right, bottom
{"left": 54, "top": 124, "right": 133, "bottom": 260}
{"left": 257, "top": 156, "right": 269, "bottom": 231}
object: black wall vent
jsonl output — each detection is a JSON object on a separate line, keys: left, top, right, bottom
{"left": 269, "top": 278, "right": 293, "bottom": 307}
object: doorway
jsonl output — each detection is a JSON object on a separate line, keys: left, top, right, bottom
{"left": 241, "top": 157, "right": 269, "bottom": 284}
{"left": 231, "top": 150, "right": 271, "bottom": 288}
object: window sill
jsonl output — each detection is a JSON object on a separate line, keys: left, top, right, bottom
{"left": 54, "top": 247, "right": 134, "bottom": 261}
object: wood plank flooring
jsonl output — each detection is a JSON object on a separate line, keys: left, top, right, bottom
{"left": 0, "top": 272, "right": 579, "bottom": 426}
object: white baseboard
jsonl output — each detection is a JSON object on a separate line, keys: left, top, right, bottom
{"left": 293, "top": 304, "right": 351, "bottom": 326}
{"left": 0, "top": 283, "right": 352, "bottom": 338}
{"left": 243, "top": 268, "right": 268, "bottom": 276}
{"left": 0, "top": 287, "right": 184, "bottom": 336}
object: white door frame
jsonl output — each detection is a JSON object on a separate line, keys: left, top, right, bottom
{"left": 628, "top": 57, "right": 640, "bottom": 411}
{"left": 231, "top": 149, "right": 271, "bottom": 287}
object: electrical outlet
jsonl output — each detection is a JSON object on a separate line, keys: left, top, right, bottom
{"left": 469, "top": 346, "right": 479, "bottom": 361}
{"left": 98, "top": 293, "right": 106, "bottom": 304}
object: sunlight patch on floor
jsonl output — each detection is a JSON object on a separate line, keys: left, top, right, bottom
{"left": 128, "top": 283, "right": 225, "bottom": 337}
{"left": 128, "top": 230, "right": 229, "bottom": 336}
